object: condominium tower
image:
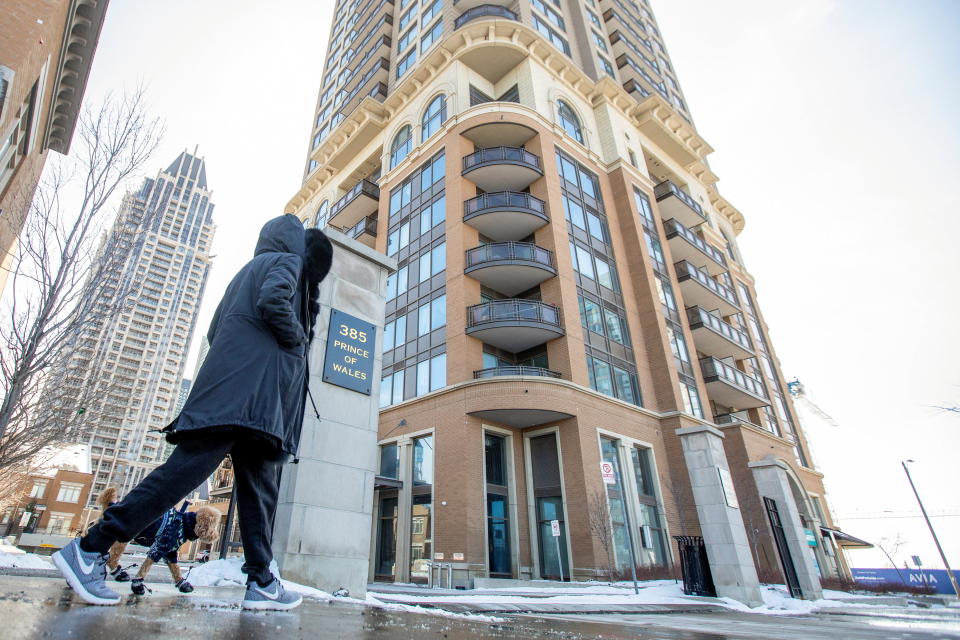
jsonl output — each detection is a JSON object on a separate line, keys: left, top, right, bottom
{"left": 72, "top": 151, "right": 215, "bottom": 503}
{"left": 286, "top": 0, "right": 857, "bottom": 600}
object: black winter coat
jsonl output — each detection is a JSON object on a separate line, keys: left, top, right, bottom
{"left": 165, "top": 214, "right": 309, "bottom": 458}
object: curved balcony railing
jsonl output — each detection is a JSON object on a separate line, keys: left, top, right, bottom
{"left": 686, "top": 306, "right": 752, "bottom": 352}
{"left": 462, "top": 146, "right": 542, "bottom": 173}
{"left": 465, "top": 242, "right": 554, "bottom": 269}
{"left": 467, "top": 299, "right": 561, "bottom": 329}
{"left": 700, "top": 357, "right": 768, "bottom": 400}
{"left": 675, "top": 261, "right": 739, "bottom": 309}
{"left": 455, "top": 5, "right": 518, "bottom": 29}
{"left": 463, "top": 191, "right": 546, "bottom": 218}
{"left": 664, "top": 218, "right": 727, "bottom": 268}
{"left": 473, "top": 366, "right": 561, "bottom": 379}
{"left": 654, "top": 180, "right": 704, "bottom": 217}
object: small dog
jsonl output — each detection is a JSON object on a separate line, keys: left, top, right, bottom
{"left": 98, "top": 488, "right": 220, "bottom": 595}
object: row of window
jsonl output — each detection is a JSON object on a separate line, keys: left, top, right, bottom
{"left": 389, "top": 95, "right": 448, "bottom": 169}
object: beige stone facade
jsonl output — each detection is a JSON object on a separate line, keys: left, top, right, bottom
{"left": 285, "top": 0, "right": 849, "bottom": 596}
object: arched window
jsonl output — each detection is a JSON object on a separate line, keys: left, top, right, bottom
{"left": 722, "top": 229, "right": 740, "bottom": 264}
{"left": 421, "top": 94, "right": 447, "bottom": 142}
{"left": 314, "top": 200, "right": 329, "bottom": 228}
{"left": 557, "top": 100, "right": 583, "bottom": 144}
{"left": 390, "top": 126, "right": 413, "bottom": 169}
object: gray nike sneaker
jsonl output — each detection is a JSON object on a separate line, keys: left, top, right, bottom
{"left": 242, "top": 577, "right": 303, "bottom": 611}
{"left": 52, "top": 539, "right": 121, "bottom": 606}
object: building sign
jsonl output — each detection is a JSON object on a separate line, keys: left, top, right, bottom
{"left": 717, "top": 467, "right": 739, "bottom": 509}
{"left": 322, "top": 309, "right": 376, "bottom": 395}
{"left": 434, "top": 552, "right": 444, "bottom": 560}
{"left": 852, "top": 568, "right": 957, "bottom": 596}
{"left": 804, "top": 529, "right": 818, "bottom": 546}
{"left": 453, "top": 553, "right": 464, "bottom": 561}
{"left": 550, "top": 520, "right": 561, "bottom": 537}
{"left": 600, "top": 462, "right": 616, "bottom": 485}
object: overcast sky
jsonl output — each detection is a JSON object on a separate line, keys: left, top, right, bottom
{"left": 77, "top": 0, "right": 959, "bottom": 571}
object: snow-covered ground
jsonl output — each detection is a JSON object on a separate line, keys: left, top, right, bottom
{"left": 370, "top": 580, "right": 909, "bottom": 616}
{"left": 187, "top": 558, "right": 503, "bottom": 622}
{"left": 0, "top": 542, "right": 54, "bottom": 570}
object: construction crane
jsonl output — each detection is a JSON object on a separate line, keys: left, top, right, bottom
{"left": 787, "top": 378, "right": 839, "bottom": 427}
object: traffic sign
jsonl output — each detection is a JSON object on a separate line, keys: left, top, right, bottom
{"left": 550, "top": 519, "right": 561, "bottom": 537}
{"left": 600, "top": 461, "right": 616, "bottom": 484}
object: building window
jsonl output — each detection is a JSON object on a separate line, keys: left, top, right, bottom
{"left": 557, "top": 100, "right": 584, "bottom": 144}
{"left": 421, "top": 18, "right": 443, "bottom": 52}
{"left": 485, "top": 433, "right": 512, "bottom": 576}
{"left": 421, "top": 94, "right": 447, "bottom": 142}
{"left": 532, "top": 16, "right": 570, "bottom": 55}
{"left": 56, "top": 482, "right": 84, "bottom": 504}
{"left": 396, "top": 48, "right": 417, "bottom": 79}
{"left": 410, "top": 435, "right": 434, "bottom": 583}
{"left": 379, "top": 443, "right": 400, "bottom": 479}
{"left": 314, "top": 200, "right": 329, "bottom": 228}
{"left": 29, "top": 479, "right": 47, "bottom": 499}
{"left": 389, "top": 126, "right": 413, "bottom": 169}
{"left": 47, "top": 512, "right": 74, "bottom": 536}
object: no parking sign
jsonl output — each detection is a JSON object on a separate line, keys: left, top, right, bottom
{"left": 600, "top": 461, "right": 616, "bottom": 484}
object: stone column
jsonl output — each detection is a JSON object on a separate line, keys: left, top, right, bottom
{"left": 273, "top": 230, "right": 395, "bottom": 599}
{"left": 677, "top": 425, "right": 762, "bottom": 606}
{"left": 749, "top": 458, "right": 823, "bottom": 600}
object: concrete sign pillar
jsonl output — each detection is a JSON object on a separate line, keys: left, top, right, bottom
{"left": 749, "top": 457, "right": 823, "bottom": 600}
{"left": 273, "top": 230, "right": 395, "bottom": 599}
{"left": 677, "top": 425, "right": 762, "bottom": 606}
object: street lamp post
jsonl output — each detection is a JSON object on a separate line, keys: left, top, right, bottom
{"left": 901, "top": 460, "right": 960, "bottom": 597}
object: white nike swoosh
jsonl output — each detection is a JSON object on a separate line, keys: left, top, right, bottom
{"left": 257, "top": 585, "right": 281, "bottom": 600}
{"left": 77, "top": 550, "right": 96, "bottom": 575}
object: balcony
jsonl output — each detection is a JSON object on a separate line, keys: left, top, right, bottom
{"left": 328, "top": 178, "right": 380, "bottom": 229}
{"left": 462, "top": 147, "right": 543, "bottom": 192}
{"left": 462, "top": 119, "right": 538, "bottom": 149}
{"left": 674, "top": 260, "right": 739, "bottom": 316}
{"left": 664, "top": 218, "right": 727, "bottom": 275}
{"left": 465, "top": 242, "right": 556, "bottom": 296}
{"left": 686, "top": 306, "right": 754, "bottom": 360}
{"left": 474, "top": 366, "right": 561, "bottom": 379}
{"left": 463, "top": 191, "right": 548, "bottom": 241}
{"left": 654, "top": 180, "right": 706, "bottom": 228}
{"left": 466, "top": 299, "right": 564, "bottom": 352}
{"left": 343, "top": 215, "right": 377, "bottom": 249}
{"left": 700, "top": 357, "right": 769, "bottom": 410}
{"left": 454, "top": 0, "right": 514, "bottom": 11}
{"left": 454, "top": 4, "right": 518, "bottom": 30}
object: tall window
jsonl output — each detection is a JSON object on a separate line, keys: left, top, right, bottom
{"left": 29, "top": 480, "right": 47, "bottom": 499}
{"left": 390, "top": 126, "right": 413, "bottom": 169}
{"left": 314, "top": 200, "right": 329, "bottom": 228}
{"left": 421, "top": 94, "right": 447, "bottom": 142}
{"left": 56, "top": 482, "right": 83, "bottom": 504}
{"left": 600, "top": 438, "right": 633, "bottom": 570}
{"left": 485, "top": 434, "right": 511, "bottom": 576}
{"left": 410, "top": 436, "right": 434, "bottom": 583}
{"left": 557, "top": 100, "right": 583, "bottom": 144}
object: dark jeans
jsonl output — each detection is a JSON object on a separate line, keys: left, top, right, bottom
{"left": 82, "top": 431, "right": 281, "bottom": 585}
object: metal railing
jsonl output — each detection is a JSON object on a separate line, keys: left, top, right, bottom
{"left": 467, "top": 299, "right": 562, "bottom": 328}
{"left": 463, "top": 191, "right": 546, "bottom": 217}
{"left": 474, "top": 366, "right": 561, "bottom": 379}
{"left": 700, "top": 357, "right": 768, "bottom": 399}
{"left": 330, "top": 178, "right": 380, "bottom": 219}
{"left": 664, "top": 218, "right": 727, "bottom": 267}
{"left": 675, "top": 261, "right": 739, "bottom": 308}
{"left": 462, "top": 146, "right": 542, "bottom": 172}
{"left": 344, "top": 215, "right": 378, "bottom": 239}
{"left": 686, "top": 306, "right": 752, "bottom": 351}
{"left": 465, "top": 242, "right": 554, "bottom": 269}
{"left": 455, "top": 5, "right": 518, "bottom": 29}
{"left": 654, "top": 180, "right": 705, "bottom": 218}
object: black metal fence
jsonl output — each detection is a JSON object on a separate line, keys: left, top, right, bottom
{"left": 673, "top": 535, "right": 716, "bottom": 597}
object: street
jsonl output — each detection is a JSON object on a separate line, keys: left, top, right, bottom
{"left": 1, "top": 576, "right": 958, "bottom": 640}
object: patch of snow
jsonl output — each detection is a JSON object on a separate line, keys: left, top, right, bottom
{"left": 0, "top": 548, "right": 54, "bottom": 569}
{"left": 185, "top": 559, "right": 503, "bottom": 622}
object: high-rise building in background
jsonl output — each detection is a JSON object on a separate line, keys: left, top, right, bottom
{"left": 285, "top": 0, "right": 862, "bottom": 598}
{"left": 71, "top": 150, "right": 215, "bottom": 503}
{"left": 0, "top": 0, "right": 110, "bottom": 294}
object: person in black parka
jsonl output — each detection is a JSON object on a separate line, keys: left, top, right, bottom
{"left": 74, "top": 214, "right": 333, "bottom": 608}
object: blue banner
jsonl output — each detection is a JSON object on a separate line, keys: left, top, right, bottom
{"left": 852, "top": 568, "right": 957, "bottom": 595}
{"left": 322, "top": 309, "right": 376, "bottom": 395}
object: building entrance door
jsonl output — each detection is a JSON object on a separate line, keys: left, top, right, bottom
{"left": 374, "top": 493, "right": 398, "bottom": 582}
{"left": 764, "top": 497, "right": 802, "bottom": 597}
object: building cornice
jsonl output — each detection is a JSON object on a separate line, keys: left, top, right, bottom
{"left": 43, "top": 0, "right": 111, "bottom": 155}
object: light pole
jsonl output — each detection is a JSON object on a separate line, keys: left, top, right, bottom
{"left": 901, "top": 460, "right": 960, "bottom": 597}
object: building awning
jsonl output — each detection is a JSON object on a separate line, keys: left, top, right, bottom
{"left": 821, "top": 526, "right": 873, "bottom": 549}
{"left": 375, "top": 476, "right": 403, "bottom": 490}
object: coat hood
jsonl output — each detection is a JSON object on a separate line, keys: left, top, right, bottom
{"left": 254, "top": 214, "right": 305, "bottom": 257}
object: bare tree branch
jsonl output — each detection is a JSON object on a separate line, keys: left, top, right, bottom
{"left": 0, "top": 89, "right": 163, "bottom": 498}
